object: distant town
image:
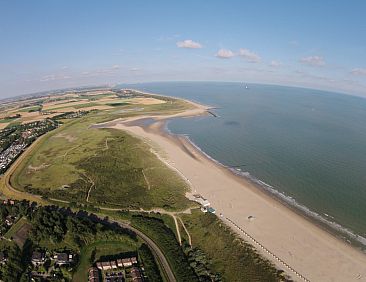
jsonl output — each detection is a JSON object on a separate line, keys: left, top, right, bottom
{"left": 0, "top": 119, "right": 59, "bottom": 174}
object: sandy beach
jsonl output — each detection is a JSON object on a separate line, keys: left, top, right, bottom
{"left": 104, "top": 96, "right": 366, "bottom": 281}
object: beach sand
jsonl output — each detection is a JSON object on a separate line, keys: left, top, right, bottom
{"left": 105, "top": 98, "right": 366, "bottom": 282}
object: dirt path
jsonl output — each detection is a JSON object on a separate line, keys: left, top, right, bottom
{"left": 99, "top": 207, "right": 192, "bottom": 246}
{"left": 142, "top": 169, "right": 151, "bottom": 190}
{"left": 83, "top": 173, "right": 95, "bottom": 203}
{"left": 63, "top": 145, "right": 81, "bottom": 161}
{"left": 103, "top": 138, "right": 111, "bottom": 151}
{"left": 177, "top": 217, "right": 192, "bottom": 246}
{"left": 172, "top": 215, "right": 182, "bottom": 245}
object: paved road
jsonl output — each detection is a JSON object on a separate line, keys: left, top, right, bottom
{"left": 111, "top": 219, "right": 177, "bottom": 282}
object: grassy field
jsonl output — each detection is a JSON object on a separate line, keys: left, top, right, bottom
{"left": 4, "top": 217, "right": 32, "bottom": 247}
{"left": 19, "top": 105, "right": 42, "bottom": 112}
{"left": 72, "top": 240, "right": 138, "bottom": 282}
{"left": 0, "top": 117, "right": 18, "bottom": 123}
{"left": 79, "top": 93, "right": 116, "bottom": 100}
{"left": 46, "top": 102, "right": 101, "bottom": 111}
{"left": 4, "top": 217, "right": 29, "bottom": 239}
{"left": 9, "top": 97, "right": 193, "bottom": 210}
{"left": 181, "top": 210, "right": 287, "bottom": 282}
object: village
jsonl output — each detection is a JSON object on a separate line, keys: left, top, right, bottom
{"left": 0, "top": 119, "right": 59, "bottom": 174}
{"left": 0, "top": 199, "right": 151, "bottom": 282}
{"left": 89, "top": 254, "right": 144, "bottom": 282}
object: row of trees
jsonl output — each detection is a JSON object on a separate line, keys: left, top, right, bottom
{"left": 0, "top": 200, "right": 34, "bottom": 222}
{"left": 0, "top": 244, "right": 29, "bottom": 282}
{"left": 29, "top": 206, "right": 138, "bottom": 248}
{"left": 1, "top": 201, "right": 142, "bottom": 281}
{"left": 131, "top": 215, "right": 199, "bottom": 282}
{"left": 138, "top": 243, "right": 163, "bottom": 282}
{"left": 183, "top": 242, "right": 222, "bottom": 282}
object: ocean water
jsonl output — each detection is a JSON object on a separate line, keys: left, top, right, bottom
{"left": 119, "top": 82, "right": 366, "bottom": 245}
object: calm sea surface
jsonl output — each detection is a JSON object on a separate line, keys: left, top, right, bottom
{"left": 120, "top": 82, "right": 366, "bottom": 243}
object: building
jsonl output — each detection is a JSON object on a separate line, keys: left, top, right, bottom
{"left": 207, "top": 207, "right": 216, "bottom": 214}
{"left": 193, "top": 197, "right": 210, "bottom": 207}
{"left": 122, "top": 258, "right": 132, "bottom": 267}
{"left": 105, "top": 272, "right": 124, "bottom": 282}
{"left": 116, "top": 259, "right": 123, "bottom": 268}
{"left": 110, "top": 261, "right": 117, "bottom": 269}
{"left": 53, "top": 252, "right": 73, "bottom": 265}
{"left": 96, "top": 254, "right": 138, "bottom": 272}
{"left": 101, "top": 261, "right": 112, "bottom": 270}
{"left": 5, "top": 215, "right": 15, "bottom": 226}
{"left": 131, "top": 267, "right": 143, "bottom": 282}
{"left": 31, "top": 251, "right": 45, "bottom": 266}
{"left": 88, "top": 267, "right": 101, "bottom": 282}
{"left": 0, "top": 252, "right": 7, "bottom": 265}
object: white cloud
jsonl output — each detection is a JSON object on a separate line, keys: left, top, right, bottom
{"left": 269, "top": 60, "right": 282, "bottom": 67}
{"left": 350, "top": 68, "right": 366, "bottom": 76}
{"left": 40, "top": 74, "right": 71, "bottom": 82}
{"left": 81, "top": 65, "right": 121, "bottom": 77}
{"left": 238, "top": 48, "right": 261, "bottom": 63}
{"left": 300, "top": 56, "right": 325, "bottom": 66}
{"left": 176, "top": 39, "right": 202, "bottom": 49}
{"left": 215, "top": 49, "right": 235, "bottom": 59}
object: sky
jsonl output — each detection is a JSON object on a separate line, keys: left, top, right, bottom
{"left": 1, "top": 0, "right": 366, "bottom": 98}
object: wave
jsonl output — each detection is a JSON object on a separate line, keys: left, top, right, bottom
{"left": 179, "top": 133, "right": 366, "bottom": 250}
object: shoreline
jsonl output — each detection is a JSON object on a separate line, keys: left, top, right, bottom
{"left": 132, "top": 89, "right": 366, "bottom": 250}
{"left": 179, "top": 131, "right": 366, "bottom": 250}
{"left": 100, "top": 91, "right": 366, "bottom": 281}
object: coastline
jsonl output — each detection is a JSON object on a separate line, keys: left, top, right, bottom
{"left": 100, "top": 92, "right": 366, "bottom": 281}
{"left": 180, "top": 131, "right": 366, "bottom": 250}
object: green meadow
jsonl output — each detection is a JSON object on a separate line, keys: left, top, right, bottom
{"left": 10, "top": 97, "right": 193, "bottom": 211}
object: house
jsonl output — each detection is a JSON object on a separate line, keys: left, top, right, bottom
{"left": 193, "top": 197, "right": 210, "bottom": 207}
{"left": 88, "top": 267, "right": 101, "bottom": 282}
{"left": 117, "top": 259, "right": 123, "bottom": 268}
{"left": 122, "top": 258, "right": 132, "bottom": 267}
{"left": 96, "top": 262, "right": 103, "bottom": 270}
{"left": 5, "top": 215, "right": 15, "bottom": 226}
{"left": 0, "top": 252, "right": 7, "bottom": 265}
{"left": 131, "top": 256, "right": 137, "bottom": 264}
{"left": 105, "top": 272, "right": 124, "bottom": 282}
{"left": 131, "top": 267, "right": 143, "bottom": 282}
{"left": 110, "top": 260, "right": 117, "bottom": 269}
{"left": 54, "top": 252, "right": 73, "bottom": 265}
{"left": 31, "top": 251, "right": 45, "bottom": 265}
{"left": 101, "top": 261, "right": 112, "bottom": 270}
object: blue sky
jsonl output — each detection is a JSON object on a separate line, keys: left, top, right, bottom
{"left": 1, "top": 0, "right": 366, "bottom": 98}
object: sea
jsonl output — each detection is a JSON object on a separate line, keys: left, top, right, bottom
{"left": 118, "top": 81, "right": 366, "bottom": 248}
